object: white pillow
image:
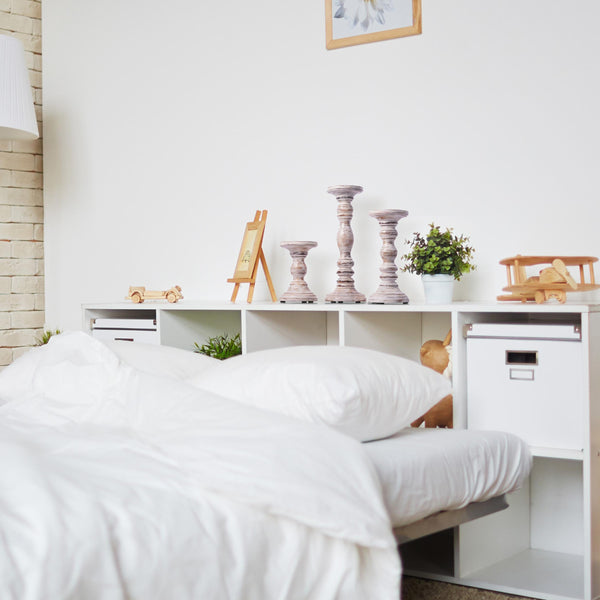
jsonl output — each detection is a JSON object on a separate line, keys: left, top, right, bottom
{"left": 0, "top": 331, "right": 121, "bottom": 405}
{"left": 189, "top": 345, "right": 451, "bottom": 442}
{"left": 0, "top": 344, "right": 46, "bottom": 405}
{"left": 105, "top": 341, "right": 220, "bottom": 381}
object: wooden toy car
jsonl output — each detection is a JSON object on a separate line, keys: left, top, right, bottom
{"left": 126, "top": 285, "right": 183, "bottom": 304}
{"left": 497, "top": 255, "right": 599, "bottom": 304}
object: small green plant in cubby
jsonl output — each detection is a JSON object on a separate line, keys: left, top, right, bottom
{"left": 36, "top": 329, "right": 62, "bottom": 346}
{"left": 193, "top": 333, "right": 242, "bottom": 360}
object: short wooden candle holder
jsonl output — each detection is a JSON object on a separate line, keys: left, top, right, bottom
{"left": 325, "top": 184, "right": 366, "bottom": 304}
{"left": 279, "top": 241, "right": 318, "bottom": 304}
{"left": 368, "top": 209, "right": 409, "bottom": 304}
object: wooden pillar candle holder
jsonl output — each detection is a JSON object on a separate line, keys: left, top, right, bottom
{"left": 368, "top": 209, "right": 410, "bottom": 304}
{"left": 279, "top": 241, "right": 318, "bottom": 303}
{"left": 325, "top": 184, "right": 366, "bottom": 304}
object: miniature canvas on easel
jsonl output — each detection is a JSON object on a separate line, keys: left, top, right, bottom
{"left": 228, "top": 210, "right": 277, "bottom": 303}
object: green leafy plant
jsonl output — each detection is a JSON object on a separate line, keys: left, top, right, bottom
{"left": 193, "top": 333, "right": 242, "bottom": 360}
{"left": 35, "top": 328, "right": 62, "bottom": 346}
{"left": 401, "top": 223, "right": 475, "bottom": 280}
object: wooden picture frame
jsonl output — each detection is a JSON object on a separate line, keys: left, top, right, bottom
{"left": 231, "top": 214, "right": 265, "bottom": 281}
{"left": 228, "top": 210, "right": 277, "bottom": 303}
{"left": 325, "top": 0, "right": 422, "bottom": 50}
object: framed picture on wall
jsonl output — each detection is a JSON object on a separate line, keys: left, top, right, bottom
{"left": 325, "top": 0, "right": 422, "bottom": 50}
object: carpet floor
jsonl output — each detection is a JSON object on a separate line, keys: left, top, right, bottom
{"left": 402, "top": 577, "right": 535, "bottom": 599}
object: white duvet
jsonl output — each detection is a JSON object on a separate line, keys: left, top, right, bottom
{"left": 0, "top": 333, "right": 400, "bottom": 600}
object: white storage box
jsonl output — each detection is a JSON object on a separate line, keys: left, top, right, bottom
{"left": 91, "top": 318, "right": 159, "bottom": 344}
{"left": 466, "top": 323, "right": 583, "bottom": 451}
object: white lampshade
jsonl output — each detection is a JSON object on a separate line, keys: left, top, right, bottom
{"left": 0, "top": 34, "right": 38, "bottom": 140}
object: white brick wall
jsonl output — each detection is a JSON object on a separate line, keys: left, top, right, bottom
{"left": 0, "top": 0, "right": 43, "bottom": 368}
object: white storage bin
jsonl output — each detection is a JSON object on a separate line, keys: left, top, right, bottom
{"left": 91, "top": 318, "right": 159, "bottom": 344}
{"left": 466, "top": 323, "right": 583, "bottom": 451}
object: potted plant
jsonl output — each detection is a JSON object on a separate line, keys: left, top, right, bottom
{"left": 193, "top": 333, "right": 242, "bottom": 360}
{"left": 35, "top": 328, "right": 62, "bottom": 346}
{"left": 401, "top": 223, "right": 475, "bottom": 304}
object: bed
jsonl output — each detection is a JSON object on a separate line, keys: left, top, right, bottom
{"left": 362, "top": 428, "right": 530, "bottom": 542}
{"left": 0, "top": 333, "right": 531, "bottom": 599}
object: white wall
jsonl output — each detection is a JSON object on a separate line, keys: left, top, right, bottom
{"left": 42, "top": 1, "right": 600, "bottom": 330}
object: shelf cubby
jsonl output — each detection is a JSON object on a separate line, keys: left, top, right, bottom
{"left": 159, "top": 308, "right": 241, "bottom": 352}
{"left": 342, "top": 310, "right": 451, "bottom": 360}
{"left": 244, "top": 309, "right": 338, "bottom": 353}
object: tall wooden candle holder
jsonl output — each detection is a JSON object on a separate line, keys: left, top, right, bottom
{"left": 325, "top": 184, "right": 366, "bottom": 304}
{"left": 368, "top": 209, "right": 409, "bottom": 304}
{"left": 279, "top": 241, "right": 318, "bottom": 303}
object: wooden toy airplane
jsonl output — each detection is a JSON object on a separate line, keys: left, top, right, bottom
{"left": 497, "top": 255, "right": 599, "bottom": 304}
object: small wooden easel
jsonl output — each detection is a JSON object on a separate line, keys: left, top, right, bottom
{"left": 228, "top": 210, "right": 277, "bottom": 303}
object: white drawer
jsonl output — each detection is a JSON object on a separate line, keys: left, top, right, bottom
{"left": 466, "top": 324, "right": 583, "bottom": 450}
{"left": 92, "top": 328, "right": 159, "bottom": 344}
{"left": 91, "top": 318, "right": 159, "bottom": 345}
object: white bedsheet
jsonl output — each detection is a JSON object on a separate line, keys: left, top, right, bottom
{"left": 363, "top": 427, "right": 532, "bottom": 527}
{"left": 0, "top": 333, "right": 400, "bottom": 600}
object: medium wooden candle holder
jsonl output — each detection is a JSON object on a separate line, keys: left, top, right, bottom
{"left": 368, "top": 209, "right": 409, "bottom": 304}
{"left": 279, "top": 241, "right": 318, "bottom": 303}
{"left": 325, "top": 184, "right": 366, "bottom": 304}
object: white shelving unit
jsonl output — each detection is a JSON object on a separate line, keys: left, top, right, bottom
{"left": 82, "top": 300, "right": 600, "bottom": 600}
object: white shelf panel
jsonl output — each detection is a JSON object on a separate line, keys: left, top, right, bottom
{"left": 530, "top": 446, "right": 584, "bottom": 460}
{"left": 460, "top": 548, "right": 584, "bottom": 600}
{"left": 83, "top": 301, "right": 600, "bottom": 314}
{"left": 83, "top": 301, "right": 243, "bottom": 312}
{"left": 408, "top": 549, "right": 584, "bottom": 600}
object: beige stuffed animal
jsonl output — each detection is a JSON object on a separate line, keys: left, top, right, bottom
{"left": 411, "top": 330, "right": 453, "bottom": 429}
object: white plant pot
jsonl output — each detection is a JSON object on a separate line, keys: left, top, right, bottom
{"left": 422, "top": 274, "right": 455, "bottom": 304}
